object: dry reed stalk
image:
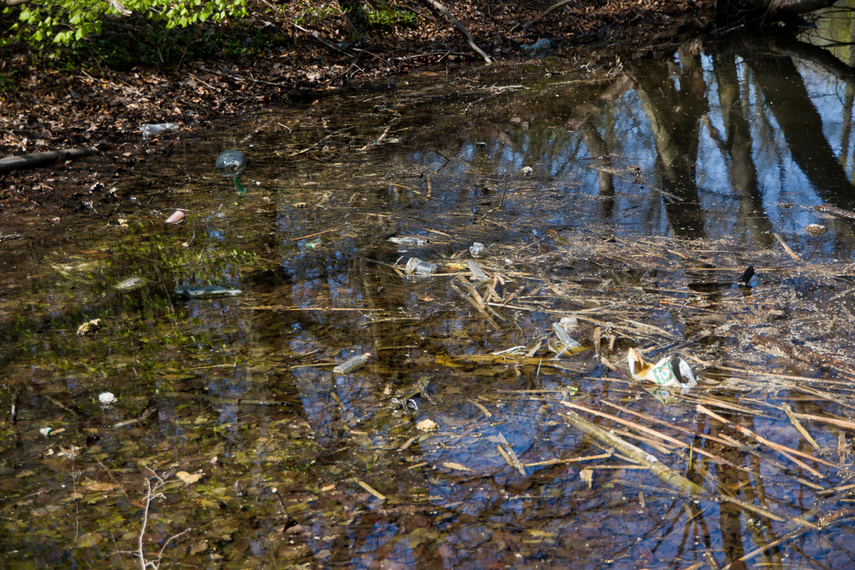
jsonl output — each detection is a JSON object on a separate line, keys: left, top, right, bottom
{"left": 793, "top": 412, "right": 855, "bottom": 432}
{"left": 561, "top": 408, "right": 705, "bottom": 495}
{"left": 776, "top": 233, "right": 802, "bottom": 261}
{"left": 496, "top": 445, "right": 527, "bottom": 476}
{"left": 717, "top": 365, "right": 854, "bottom": 387}
{"left": 781, "top": 404, "right": 822, "bottom": 451}
{"left": 563, "top": 401, "right": 745, "bottom": 471}
{"left": 697, "top": 405, "right": 832, "bottom": 477}
{"left": 683, "top": 395, "right": 770, "bottom": 416}
{"left": 600, "top": 400, "right": 739, "bottom": 448}
{"left": 524, "top": 452, "right": 612, "bottom": 468}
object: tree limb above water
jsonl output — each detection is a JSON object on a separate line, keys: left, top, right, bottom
{"left": 0, "top": 147, "right": 100, "bottom": 174}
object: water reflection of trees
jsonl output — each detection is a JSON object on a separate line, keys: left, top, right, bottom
{"left": 221, "top": 26, "right": 855, "bottom": 567}
{"left": 402, "top": 28, "right": 855, "bottom": 255}
{"left": 368, "top": 27, "right": 855, "bottom": 569}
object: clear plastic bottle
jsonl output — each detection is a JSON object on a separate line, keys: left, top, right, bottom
{"left": 140, "top": 122, "right": 179, "bottom": 140}
{"left": 405, "top": 257, "right": 438, "bottom": 275}
{"left": 333, "top": 353, "right": 371, "bottom": 374}
{"left": 215, "top": 150, "right": 246, "bottom": 175}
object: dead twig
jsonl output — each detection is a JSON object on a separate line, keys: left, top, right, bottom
{"left": 449, "top": 277, "right": 502, "bottom": 331}
{"left": 773, "top": 232, "right": 801, "bottom": 262}
{"left": 512, "top": 0, "right": 573, "bottom": 32}
{"left": 357, "top": 480, "right": 387, "bottom": 501}
{"left": 293, "top": 22, "right": 356, "bottom": 58}
{"left": 420, "top": 0, "right": 492, "bottom": 64}
{"left": 116, "top": 468, "right": 189, "bottom": 570}
{"left": 497, "top": 445, "right": 527, "bottom": 476}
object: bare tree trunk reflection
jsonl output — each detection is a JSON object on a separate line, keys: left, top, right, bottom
{"left": 744, "top": 50, "right": 855, "bottom": 210}
{"left": 713, "top": 53, "right": 775, "bottom": 248}
{"left": 578, "top": 120, "right": 616, "bottom": 220}
{"left": 632, "top": 46, "right": 708, "bottom": 238}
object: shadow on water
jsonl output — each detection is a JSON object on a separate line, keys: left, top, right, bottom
{"left": 6, "top": 6, "right": 855, "bottom": 569}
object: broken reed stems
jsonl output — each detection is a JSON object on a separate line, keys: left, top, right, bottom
{"left": 781, "top": 404, "right": 822, "bottom": 451}
{"left": 696, "top": 405, "right": 836, "bottom": 478}
{"left": 560, "top": 407, "right": 705, "bottom": 495}
{"left": 715, "top": 365, "right": 855, "bottom": 387}
{"left": 792, "top": 412, "right": 855, "bottom": 431}
{"left": 562, "top": 401, "right": 745, "bottom": 472}
{"left": 721, "top": 525, "right": 815, "bottom": 570}
{"left": 599, "top": 399, "right": 743, "bottom": 449}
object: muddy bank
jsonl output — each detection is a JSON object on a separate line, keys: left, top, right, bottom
{"left": 0, "top": 0, "right": 712, "bottom": 157}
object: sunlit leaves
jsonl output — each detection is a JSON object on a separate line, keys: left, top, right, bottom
{"left": 3, "top": 0, "right": 248, "bottom": 47}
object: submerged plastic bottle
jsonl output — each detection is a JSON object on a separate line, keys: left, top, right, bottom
{"left": 333, "top": 353, "right": 371, "bottom": 374}
{"left": 405, "top": 257, "right": 438, "bottom": 275}
{"left": 215, "top": 150, "right": 247, "bottom": 175}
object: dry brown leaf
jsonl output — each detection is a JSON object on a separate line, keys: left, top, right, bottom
{"left": 83, "top": 482, "right": 120, "bottom": 493}
{"left": 176, "top": 471, "right": 204, "bottom": 484}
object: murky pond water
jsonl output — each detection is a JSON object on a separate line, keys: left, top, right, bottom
{"left": 6, "top": 7, "right": 855, "bottom": 569}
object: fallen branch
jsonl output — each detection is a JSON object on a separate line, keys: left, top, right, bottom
{"left": 0, "top": 146, "right": 100, "bottom": 174}
{"left": 421, "top": 0, "right": 492, "bottom": 64}
{"left": 512, "top": 0, "right": 573, "bottom": 32}
{"left": 293, "top": 22, "right": 355, "bottom": 58}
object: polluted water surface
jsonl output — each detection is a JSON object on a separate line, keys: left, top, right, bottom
{"left": 5, "top": 7, "right": 855, "bottom": 569}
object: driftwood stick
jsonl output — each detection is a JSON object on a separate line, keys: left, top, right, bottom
{"left": 0, "top": 146, "right": 100, "bottom": 173}
{"left": 421, "top": 0, "right": 492, "bottom": 64}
